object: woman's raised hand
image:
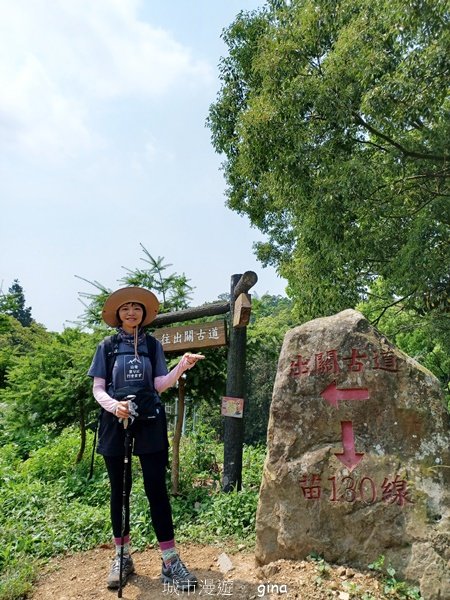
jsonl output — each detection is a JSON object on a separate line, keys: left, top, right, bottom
{"left": 183, "top": 353, "right": 205, "bottom": 368}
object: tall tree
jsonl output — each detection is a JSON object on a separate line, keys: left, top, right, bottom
{"left": 0, "top": 280, "right": 33, "bottom": 326}
{"left": 208, "top": 0, "right": 449, "bottom": 323}
{"left": 76, "top": 244, "right": 193, "bottom": 328}
{"left": 0, "top": 314, "right": 49, "bottom": 388}
{"left": 245, "top": 294, "right": 296, "bottom": 444}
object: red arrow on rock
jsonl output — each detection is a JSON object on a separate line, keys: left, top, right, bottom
{"left": 320, "top": 380, "right": 370, "bottom": 408}
{"left": 334, "top": 421, "right": 364, "bottom": 471}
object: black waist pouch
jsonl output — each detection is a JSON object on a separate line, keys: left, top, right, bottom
{"left": 114, "top": 386, "right": 162, "bottom": 422}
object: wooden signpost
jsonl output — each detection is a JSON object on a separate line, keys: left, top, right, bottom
{"left": 222, "top": 272, "right": 257, "bottom": 491}
{"left": 152, "top": 319, "right": 227, "bottom": 353}
{"left": 151, "top": 271, "right": 257, "bottom": 493}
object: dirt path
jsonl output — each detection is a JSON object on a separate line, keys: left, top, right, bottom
{"left": 29, "top": 543, "right": 389, "bottom": 599}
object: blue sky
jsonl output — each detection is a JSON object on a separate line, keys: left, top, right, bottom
{"left": 0, "top": 0, "right": 287, "bottom": 332}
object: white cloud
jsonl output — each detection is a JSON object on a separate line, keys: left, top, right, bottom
{"left": 0, "top": 52, "right": 94, "bottom": 160}
{"left": 0, "top": 0, "right": 212, "bottom": 160}
{"left": 130, "top": 137, "right": 163, "bottom": 172}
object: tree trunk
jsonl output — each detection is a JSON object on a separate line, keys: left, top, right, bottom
{"left": 171, "top": 375, "right": 186, "bottom": 495}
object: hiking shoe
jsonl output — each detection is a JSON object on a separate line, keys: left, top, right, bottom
{"left": 107, "top": 555, "right": 135, "bottom": 589}
{"left": 161, "top": 556, "right": 198, "bottom": 591}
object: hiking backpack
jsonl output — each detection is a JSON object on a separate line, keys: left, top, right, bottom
{"left": 88, "top": 333, "right": 159, "bottom": 478}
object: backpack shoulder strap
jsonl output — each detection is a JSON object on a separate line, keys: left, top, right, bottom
{"left": 146, "top": 333, "right": 158, "bottom": 374}
{"left": 104, "top": 333, "right": 119, "bottom": 388}
{"left": 146, "top": 333, "right": 157, "bottom": 369}
{"left": 89, "top": 333, "right": 119, "bottom": 481}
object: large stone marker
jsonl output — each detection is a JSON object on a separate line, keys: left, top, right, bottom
{"left": 255, "top": 309, "right": 449, "bottom": 599}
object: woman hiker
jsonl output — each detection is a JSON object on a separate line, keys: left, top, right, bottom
{"left": 88, "top": 286, "right": 204, "bottom": 591}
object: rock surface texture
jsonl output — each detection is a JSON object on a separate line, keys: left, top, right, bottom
{"left": 255, "top": 309, "right": 449, "bottom": 600}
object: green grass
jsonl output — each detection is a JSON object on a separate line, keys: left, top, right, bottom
{"left": 0, "top": 425, "right": 266, "bottom": 600}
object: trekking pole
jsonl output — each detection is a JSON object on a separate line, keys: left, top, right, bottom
{"left": 118, "top": 398, "right": 134, "bottom": 599}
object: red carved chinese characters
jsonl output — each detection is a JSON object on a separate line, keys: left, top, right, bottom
{"left": 298, "top": 473, "right": 413, "bottom": 507}
{"left": 343, "top": 348, "right": 368, "bottom": 372}
{"left": 290, "top": 355, "right": 311, "bottom": 377}
{"left": 299, "top": 474, "right": 322, "bottom": 499}
{"left": 373, "top": 351, "right": 399, "bottom": 372}
{"left": 290, "top": 347, "right": 400, "bottom": 377}
{"left": 314, "top": 350, "right": 340, "bottom": 375}
{"left": 381, "top": 475, "right": 413, "bottom": 506}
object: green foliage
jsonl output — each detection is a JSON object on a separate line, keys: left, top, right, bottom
{"left": 307, "top": 553, "right": 331, "bottom": 586}
{"left": 358, "top": 278, "right": 449, "bottom": 408}
{"left": 194, "top": 487, "right": 258, "bottom": 539}
{"left": 0, "top": 559, "right": 37, "bottom": 600}
{"left": 122, "top": 246, "right": 193, "bottom": 312}
{"left": 208, "top": 0, "right": 449, "bottom": 326}
{"left": 164, "top": 345, "right": 227, "bottom": 408}
{"left": 369, "top": 555, "right": 422, "bottom": 599}
{"left": 0, "top": 429, "right": 111, "bottom": 599}
{"left": 0, "top": 479, "right": 107, "bottom": 560}
{"left": 183, "top": 294, "right": 295, "bottom": 445}
{"left": 21, "top": 428, "right": 88, "bottom": 481}
{"left": 0, "top": 328, "right": 98, "bottom": 455}
{"left": 169, "top": 438, "right": 264, "bottom": 546}
{"left": 241, "top": 443, "right": 267, "bottom": 489}
{"left": 368, "top": 554, "right": 385, "bottom": 572}
{"left": 175, "top": 423, "right": 222, "bottom": 492}
{"left": 0, "top": 444, "right": 21, "bottom": 480}
{"left": 0, "top": 314, "right": 50, "bottom": 388}
{"left": 245, "top": 294, "right": 296, "bottom": 443}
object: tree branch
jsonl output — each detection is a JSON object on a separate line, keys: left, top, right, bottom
{"left": 350, "top": 137, "right": 390, "bottom": 153}
{"left": 353, "top": 113, "right": 447, "bottom": 163}
{"left": 371, "top": 291, "right": 416, "bottom": 327}
{"left": 365, "top": 169, "right": 449, "bottom": 206}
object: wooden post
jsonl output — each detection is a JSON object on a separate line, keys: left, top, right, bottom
{"left": 151, "top": 301, "right": 229, "bottom": 327}
{"left": 171, "top": 374, "right": 186, "bottom": 496}
{"left": 222, "top": 271, "right": 257, "bottom": 492}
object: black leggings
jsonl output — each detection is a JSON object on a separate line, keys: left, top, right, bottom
{"left": 104, "top": 450, "right": 174, "bottom": 542}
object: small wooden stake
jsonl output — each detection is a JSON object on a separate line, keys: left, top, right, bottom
{"left": 233, "top": 293, "right": 252, "bottom": 327}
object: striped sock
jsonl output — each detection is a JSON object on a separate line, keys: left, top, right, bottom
{"left": 114, "top": 536, "right": 130, "bottom": 557}
{"left": 160, "top": 539, "right": 178, "bottom": 566}
{"left": 115, "top": 543, "right": 130, "bottom": 557}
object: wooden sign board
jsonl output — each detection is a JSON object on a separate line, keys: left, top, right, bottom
{"left": 152, "top": 319, "right": 227, "bottom": 353}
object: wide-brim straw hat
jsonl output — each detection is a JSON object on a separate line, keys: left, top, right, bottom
{"left": 102, "top": 286, "right": 159, "bottom": 327}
